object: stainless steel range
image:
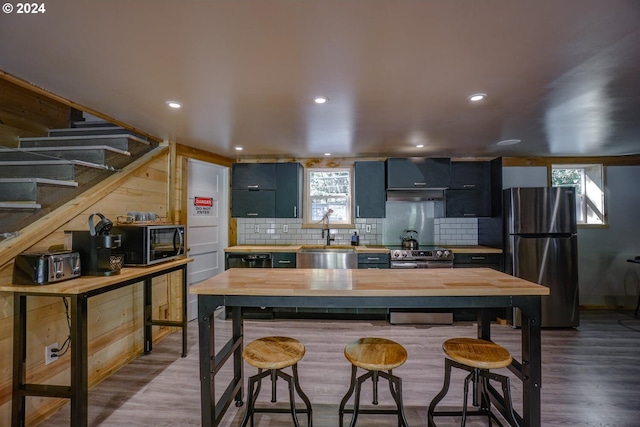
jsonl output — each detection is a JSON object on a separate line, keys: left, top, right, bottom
{"left": 388, "top": 246, "right": 455, "bottom": 324}
{"left": 389, "top": 247, "right": 454, "bottom": 269}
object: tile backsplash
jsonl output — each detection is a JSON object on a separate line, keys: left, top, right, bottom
{"left": 434, "top": 218, "right": 478, "bottom": 245}
{"left": 237, "top": 218, "right": 383, "bottom": 246}
{"left": 236, "top": 217, "right": 478, "bottom": 246}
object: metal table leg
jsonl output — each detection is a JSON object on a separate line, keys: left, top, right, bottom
{"left": 70, "top": 294, "right": 89, "bottom": 427}
{"left": 518, "top": 296, "right": 542, "bottom": 427}
{"left": 11, "top": 294, "right": 27, "bottom": 427}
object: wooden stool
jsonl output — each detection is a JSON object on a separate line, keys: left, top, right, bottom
{"left": 338, "top": 337, "right": 409, "bottom": 427}
{"left": 428, "top": 338, "right": 520, "bottom": 427}
{"left": 241, "top": 336, "right": 312, "bottom": 427}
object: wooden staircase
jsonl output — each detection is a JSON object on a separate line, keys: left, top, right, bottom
{"left": 0, "top": 121, "right": 158, "bottom": 236}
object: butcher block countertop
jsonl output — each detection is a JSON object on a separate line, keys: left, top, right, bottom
{"left": 190, "top": 267, "right": 547, "bottom": 297}
{"left": 0, "top": 257, "right": 192, "bottom": 295}
{"left": 224, "top": 245, "right": 502, "bottom": 254}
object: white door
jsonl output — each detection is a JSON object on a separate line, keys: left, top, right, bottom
{"left": 187, "top": 159, "right": 228, "bottom": 320}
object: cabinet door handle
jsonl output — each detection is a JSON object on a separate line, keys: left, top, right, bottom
{"left": 278, "top": 260, "right": 291, "bottom": 264}
{"left": 367, "top": 257, "right": 380, "bottom": 261}
{"left": 293, "top": 206, "right": 297, "bottom": 217}
{"left": 471, "top": 256, "right": 485, "bottom": 260}
{"left": 414, "top": 182, "right": 427, "bottom": 186}
{"left": 247, "top": 213, "right": 258, "bottom": 216}
{"left": 463, "top": 213, "right": 476, "bottom": 216}
{"left": 463, "top": 184, "right": 476, "bottom": 188}
{"left": 247, "top": 185, "right": 259, "bottom": 189}
{"left": 356, "top": 206, "right": 360, "bottom": 217}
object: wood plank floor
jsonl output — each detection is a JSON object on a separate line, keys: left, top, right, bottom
{"left": 41, "top": 310, "right": 640, "bottom": 427}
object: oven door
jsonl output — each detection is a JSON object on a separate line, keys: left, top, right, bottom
{"left": 390, "top": 261, "right": 419, "bottom": 269}
{"left": 389, "top": 259, "right": 454, "bottom": 324}
{"left": 390, "top": 261, "right": 453, "bottom": 269}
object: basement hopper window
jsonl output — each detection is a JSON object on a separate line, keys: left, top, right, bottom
{"left": 551, "top": 164, "right": 606, "bottom": 225}
{"left": 305, "top": 168, "right": 352, "bottom": 225}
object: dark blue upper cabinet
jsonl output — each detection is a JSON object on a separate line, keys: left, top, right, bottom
{"left": 231, "top": 163, "right": 276, "bottom": 190}
{"left": 231, "top": 162, "right": 302, "bottom": 218}
{"left": 386, "top": 158, "right": 451, "bottom": 189}
{"left": 354, "top": 161, "right": 386, "bottom": 218}
{"left": 275, "top": 162, "right": 303, "bottom": 218}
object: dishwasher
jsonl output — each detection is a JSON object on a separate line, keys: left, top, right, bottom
{"left": 224, "top": 253, "right": 273, "bottom": 318}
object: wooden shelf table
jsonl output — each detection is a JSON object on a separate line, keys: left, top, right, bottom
{"left": 0, "top": 257, "right": 193, "bottom": 427}
{"left": 190, "top": 267, "right": 549, "bottom": 427}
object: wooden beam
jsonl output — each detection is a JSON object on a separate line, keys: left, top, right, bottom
{"left": 175, "top": 143, "right": 234, "bottom": 167}
{"left": 503, "top": 155, "right": 640, "bottom": 167}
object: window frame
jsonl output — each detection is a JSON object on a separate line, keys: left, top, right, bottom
{"left": 304, "top": 167, "right": 354, "bottom": 226}
{"left": 551, "top": 163, "right": 606, "bottom": 226}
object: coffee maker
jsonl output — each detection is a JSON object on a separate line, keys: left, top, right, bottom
{"left": 65, "top": 213, "right": 122, "bottom": 276}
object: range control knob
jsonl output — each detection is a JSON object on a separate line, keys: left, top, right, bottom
{"left": 436, "top": 250, "right": 443, "bottom": 257}
{"left": 443, "top": 250, "right": 451, "bottom": 258}
{"left": 393, "top": 250, "right": 401, "bottom": 259}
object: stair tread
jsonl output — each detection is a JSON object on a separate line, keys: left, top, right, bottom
{"left": 19, "top": 134, "right": 150, "bottom": 145}
{"left": 0, "top": 178, "right": 78, "bottom": 187}
{"left": 19, "top": 145, "right": 131, "bottom": 156}
{"left": 0, "top": 202, "right": 41, "bottom": 209}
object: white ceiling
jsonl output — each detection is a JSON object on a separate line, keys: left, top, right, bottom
{"left": 1, "top": 0, "right": 640, "bottom": 159}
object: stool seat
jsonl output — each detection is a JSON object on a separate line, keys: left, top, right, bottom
{"left": 429, "top": 337, "right": 519, "bottom": 427}
{"left": 344, "top": 337, "right": 407, "bottom": 371}
{"left": 442, "top": 338, "right": 512, "bottom": 370}
{"left": 240, "top": 336, "right": 312, "bottom": 427}
{"left": 243, "top": 336, "right": 305, "bottom": 370}
{"left": 340, "top": 337, "right": 409, "bottom": 427}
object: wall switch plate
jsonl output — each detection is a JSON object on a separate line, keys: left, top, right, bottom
{"left": 283, "top": 224, "right": 289, "bottom": 233}
{"left": 45, "top": 342, "right": 58, "bottom": 365}
{"left": 254, "top": 224, "right": 260, "bottom": 233}
{"left": 365, "top": 224, "right": 372, "bottom": 233}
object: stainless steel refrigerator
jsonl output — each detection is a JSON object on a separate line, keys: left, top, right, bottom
{"left": 504, "top": 187, "right": 579, "bottom": 328}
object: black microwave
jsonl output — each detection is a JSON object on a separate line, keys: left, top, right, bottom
{"left": 112, "top": 224, "right": 185, "bottom": 266}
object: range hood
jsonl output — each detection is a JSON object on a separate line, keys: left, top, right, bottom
{"left": 386, "top": 189, "right": 446, "bottom": 202}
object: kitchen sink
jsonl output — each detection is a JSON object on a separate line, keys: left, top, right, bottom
{"left": 297, "top": 247, "right": 357, "bottom": 269}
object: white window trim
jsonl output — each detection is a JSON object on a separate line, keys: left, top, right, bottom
{"left": 551, "top": 163, "right": 606, "bottom": 226}
{"left": 304, "top": 167, "right": 353, "bottom": 226}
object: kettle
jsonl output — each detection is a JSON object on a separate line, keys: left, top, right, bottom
{"left": 401, "top": 229, "right": 419, "bottom": 250}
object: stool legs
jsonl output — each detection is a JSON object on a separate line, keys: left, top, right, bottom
{"left": 240, "top": 364, "right": 312, "bottom": 427}
{"left": 339, "top": 365, "right": 409, "bottom": 427}
{"left": 428, "top": 358, "right": 521, "bottom": 427}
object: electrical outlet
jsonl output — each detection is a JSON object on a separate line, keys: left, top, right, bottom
{"left": 365, "top": 224, "right": 372, "bottom": 233}
{"left": 254, "top": 224, "right": 260, "bottom": 233}
{"left": 45, "top": 342, "right": 58, "bottom": 365}
{"left": 283, "top": 224, "right": 289, "bottom": 233}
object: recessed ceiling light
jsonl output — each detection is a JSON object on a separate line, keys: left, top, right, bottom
{"left": 314, "top": 96, "right": 328, "bottom": 104}
{"left": 235, "top": 146, "right": 243, "bottom": 151}
{"left": 324, "top": 152, "right": 331, "bottom": 156}
{"left": 496, "top": 139, "right": 521, "bottom": 146}
{"left": 468, "top": 93, "right": 487, "bottom": 102}
{"left": 416, "top": 144, "right": 424, "bottom": 148}
{"left": 166, "top": 101, "right": 182, "bottom": 109}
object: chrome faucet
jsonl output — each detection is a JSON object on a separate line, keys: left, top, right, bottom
{"left": 320, "top": 209, "right": 334, "bottom": 245}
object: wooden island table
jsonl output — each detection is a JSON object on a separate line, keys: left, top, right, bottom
{"left": 190, "top": 267, "right": 549, "bottom": 427}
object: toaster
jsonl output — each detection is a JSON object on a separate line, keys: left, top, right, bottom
{"left": 13, "top": 250, "right": 81, "bottom": 285}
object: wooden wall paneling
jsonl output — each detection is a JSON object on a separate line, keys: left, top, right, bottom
{"left": 0, "top": 77, "right": 71, "bottom": 146}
